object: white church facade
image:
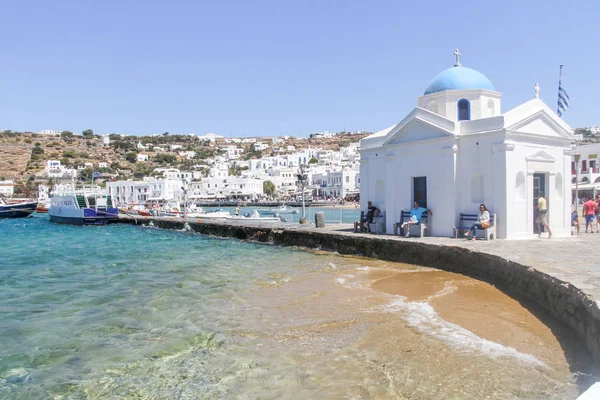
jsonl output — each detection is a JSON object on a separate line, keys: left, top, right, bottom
{"left": 359, "top": 51, "right": 575, "bottom": 239}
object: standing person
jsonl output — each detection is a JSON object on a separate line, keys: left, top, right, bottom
{"left": 401, "top": 202, "right": 432, "bottom": 238}
{"left": 595, "top": 195, "right": 600, "bottom": 233}
{"left": 583, "top": 196, "right": 597, "bottom": 233}
{"left": 358, "top": 201, "right": 378, "bottom": 232}
{"left": 465, "top": 204, "right": 490, "bottom": 241}
{"left": 536, "top": 193, "right": 552, "bottom": 238}
{"left": 234, "top": 206, "right": 240, "bottom": 216}
{"left": 572, "top": 209, "right": 580, "bottom": 236}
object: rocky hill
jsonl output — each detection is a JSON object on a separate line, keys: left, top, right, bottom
{"left": 0, "top": 131, "right": 369, "bottom": 185}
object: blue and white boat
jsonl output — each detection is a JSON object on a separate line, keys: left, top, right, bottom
{"left": 49, "top": 187, "right": 118, "bottom": 225}
{"left": 0, "top": 197, "right": 38, "bottom": 218}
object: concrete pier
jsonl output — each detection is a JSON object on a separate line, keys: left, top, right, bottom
{"left": 120, "top": 215, "right": 600, "bottom": 363}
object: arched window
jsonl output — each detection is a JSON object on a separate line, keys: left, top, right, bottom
{"left": 458, "top": 99, "right": 470, "bottom": 121}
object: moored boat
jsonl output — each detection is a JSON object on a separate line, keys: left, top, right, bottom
{"left": 258, "top": 204, "right": 299, "bottom": 216}
{"left": 35, "top": 202, "right": 49, "bottom": 213}
{"left": 0, "top": 197, "right": 38, "bottom": 218}
{"left": 49, "top": 188, "right": 118, "bottom": 225}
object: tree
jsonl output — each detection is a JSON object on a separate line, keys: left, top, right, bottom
{"left": 263, "top": 180, "right": 275, "bottom": 196}
{"left": 60, "top": 131, "right": 74, "bottom": 140}
{"left": 79, "top": 168, "right": 93, "bottom": 182}
{"left": 125, "top": 152, "right": 137, "bottom": 163}
{"left": 31, "top": 146, "right": 44, "bottom": 155}
{"left": 82, "top": 129, "right": 94, "bottom": 138}
{"left": 154, "top": 153, "right": 177, "bottom": 164}
{"left": 308, "top": 157, "right": 318, "bottom": 164}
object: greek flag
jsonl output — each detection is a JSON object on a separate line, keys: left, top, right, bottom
{"left": 557, "top": 65, "right": 570, "bottom": 117}
{"left": 557, "top": 86, "right": 570, "bottom": 117}
{"left": 92, "top": 171, "right": 102, "bottom": 179}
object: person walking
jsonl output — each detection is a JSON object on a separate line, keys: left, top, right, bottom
{"left": 536, "top": 193, "right": 552, "bottom": 238}
{"left": 583, "top": 196, "right": 597, "bottom": 233}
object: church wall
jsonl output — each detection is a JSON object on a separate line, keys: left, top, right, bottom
{"left": 455, "top": 134, "right": 504, "bottom": 222}
{"left": 382, "top": 139, "right": 458, "bottom": 235}
{"left": 358, "top": 156, "right": 387, "bottom": 216}
{"left": 504, "top": 143, "right": 571, "bottom": 238}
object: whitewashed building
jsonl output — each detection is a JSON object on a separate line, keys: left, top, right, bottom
{"left": 0, "top": 180, "right": 14, "bottom": 197}
{"left": 252, "top": 142, "right": 269, "bottom": 151}
{"left": 359, "top": 51, "right": 575, "bottom": 239}
{"left": 39, "top": 129, "right": 61, "bottom": 136}
{"left": 107, "top": 178, "right": 184, "bottom": 204}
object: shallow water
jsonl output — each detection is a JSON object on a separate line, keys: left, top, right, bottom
{"left": 0, "top": 215, "right": 594, "bottom": 398}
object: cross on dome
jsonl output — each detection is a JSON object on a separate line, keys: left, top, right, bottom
{"left": 534, "top": 82, "right": 540, "bottom": 99}
{"left": 454, "top": 48, "right": 461, "bottom": 67}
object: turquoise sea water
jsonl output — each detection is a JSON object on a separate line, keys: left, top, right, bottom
{"left": 0, "top": 215, "right": 589, "bottom": 399}
{"left": 1, "top": 215, "right": 361, "bottom": 398}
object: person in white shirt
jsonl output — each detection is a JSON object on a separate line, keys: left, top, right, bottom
{"left": 465, "top": 204, "right": 490, "bottom": 241}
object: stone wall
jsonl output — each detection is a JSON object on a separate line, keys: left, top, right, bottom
{"left": 123, "top": 217, "right": 600, "bottom": 362}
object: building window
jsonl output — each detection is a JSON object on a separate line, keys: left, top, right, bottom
{"left": 413, "top": 177, "right": 427, "bottom": 208}
{"left": 458, "top": 99, "right": 470, "bottom": 121}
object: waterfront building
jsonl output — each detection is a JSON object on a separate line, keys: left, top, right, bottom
{"left": 312, "top": 167, "right": 360, "bottom": 198}
{"left": 360, "top": 51, "right": 575, "bottom": 239}
{"left": 163, "top": 168, "right": 193, "bottom": 185}
{"left": 107, "top": 178, "right": 184, "bottom": 205}
{"left": 570, "top": 142, "right": 600, "bottom": 200}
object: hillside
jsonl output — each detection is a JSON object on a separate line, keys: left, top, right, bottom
{"left": 0, "top": 131, "right": 369, "bottom": 185}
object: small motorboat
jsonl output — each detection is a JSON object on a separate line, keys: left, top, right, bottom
{"left": 36, "top": 202, "right": 49, "bottom": 213}
{"left": 258, "top": 204, "right": 299, "bottom": 216}
{"left": 229, "top": 209, "right": 280, "bottom": 222}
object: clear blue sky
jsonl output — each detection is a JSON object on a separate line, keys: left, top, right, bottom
{"left": 0, "top": 1, "right": 596, "bottom": 136}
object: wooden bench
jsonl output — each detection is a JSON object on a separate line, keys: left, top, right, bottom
{"left": 371, "top": 211, "right": 386, "bottom": 234}
{"left": 454, "top": 213, "right": 497, "bottom": 240}
{"left": 354, "top": 210, "right": 386, "bottom": 234}
{"left": 393, "top": 210, "right": 430, "bottom": 237}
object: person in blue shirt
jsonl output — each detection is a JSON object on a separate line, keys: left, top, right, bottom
{"left": 401, "top": 202, "right": 432, "bottom": 237}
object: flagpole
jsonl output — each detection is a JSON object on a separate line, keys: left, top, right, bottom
{"left": 557, "top": 64, "right": 563, "bottom": 115}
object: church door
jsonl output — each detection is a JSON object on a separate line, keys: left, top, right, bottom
{"left": 533, "top": 173, "right": 546, "bottom": 233}
{"left": 413, "top": 177, "right": 427, "bottom": 208}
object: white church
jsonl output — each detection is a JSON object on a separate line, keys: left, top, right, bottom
{"left": 359, "top": 50, "right": 575, "bottom": 239}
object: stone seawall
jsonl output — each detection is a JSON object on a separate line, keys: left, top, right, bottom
{"left": 123, "top": 216, "right": 600, "bottom": 362}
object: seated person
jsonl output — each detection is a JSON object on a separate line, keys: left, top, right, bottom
{"left": 401, "top": 202, "right": 432, "bottom": 237}
{"left": 465, "top": 203, "right": 490, "bottom": 241}
{"left": 358, "top": 201, "right": 378, "bottom": 232}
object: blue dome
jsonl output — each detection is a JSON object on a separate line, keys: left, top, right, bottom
{"left": 424, "top": 66, "right": 494, "bottom": 95}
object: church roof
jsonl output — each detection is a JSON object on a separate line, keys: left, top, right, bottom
{"left": 424, "top": 66, "right": 494, "bottom": 95}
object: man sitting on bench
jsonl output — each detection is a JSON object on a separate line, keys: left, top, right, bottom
{"left": 401, "top": 202, "right": 432, "bottom": 237}
{"left": 357, "top": 201, "right": 378, "bottom": 232}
